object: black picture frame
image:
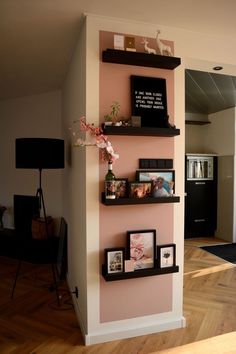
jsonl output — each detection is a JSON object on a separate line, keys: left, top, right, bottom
{"left": 130, "top": 75, "right": 168, "bottom": 128}
{"left": 114, "top": 178, "right": 128, "bottom": 198}
{"left": 105, "top": 248, "right": 125, "bottom": 274}
{"left": 156, "top": 244, "right": 176, "bottom": 268}
{"left": 136, "top": 170, "right": 175, "bottom": 197}
{"left": 127, "top": 229, "right": 156, "bottom": 270}
{"left": 129, "top": 181, "right": 152, "bottom": 198}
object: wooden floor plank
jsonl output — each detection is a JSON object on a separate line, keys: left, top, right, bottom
{"left": 1, "top": 238, "right": 236, "bottom": 353}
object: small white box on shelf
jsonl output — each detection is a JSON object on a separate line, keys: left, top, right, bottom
{"left": 114, "top": 34, "right": 125, "bottom": 50}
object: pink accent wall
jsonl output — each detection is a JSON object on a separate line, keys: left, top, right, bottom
{"left": 99, "top": 31, "right": 175, "bottom": 323}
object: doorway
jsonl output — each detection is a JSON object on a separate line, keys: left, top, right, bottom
{"left": 185, "top": 60, "right": 236, "bottom": 243}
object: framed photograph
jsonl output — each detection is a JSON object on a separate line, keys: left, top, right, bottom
{"left": 105, "top": 248, "right": 125, "bottom": 274}
{"left": 127, "top": 229, "right": 156, "bottom": 270}
{"left": 157, "top": 244, "right": 176, "bottom": 268}
{"left": 131, "top": 75, "right": 168, "bottom": 128}
{"left": 136, "top": 170, "right": 175, "bottom": 197}
{"left": 114, "top": 178, "right": 128, "bottom": 198}
{"left": 129, "top": 181, "right": 152, "bottom": 198}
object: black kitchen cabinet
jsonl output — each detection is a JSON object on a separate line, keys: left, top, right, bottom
{"left": 185, "top": 155, "right": 217, "bottom": 238}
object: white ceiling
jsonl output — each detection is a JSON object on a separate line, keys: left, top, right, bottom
{"left": 1, "top": 0, "right": 236, "bottom": 101}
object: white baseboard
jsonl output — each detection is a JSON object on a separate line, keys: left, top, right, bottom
{"left": 84, "top": 316, "right": 186, "bottom": 346}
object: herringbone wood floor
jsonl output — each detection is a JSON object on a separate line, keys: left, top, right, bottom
{"left": 1, "top": 237, "right": 236, "bottom": 353}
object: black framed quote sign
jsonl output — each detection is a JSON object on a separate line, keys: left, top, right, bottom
{"left": 131, "top": 75, "right": 168, "bottom": 128}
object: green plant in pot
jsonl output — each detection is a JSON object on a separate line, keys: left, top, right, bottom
{"left": 104, "top": 101, "right": 121, "bottom": 126}
{"left": 104, "top": 114, "right": 113, "bottom": 126}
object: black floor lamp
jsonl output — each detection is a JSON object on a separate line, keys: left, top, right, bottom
{"left": 14, "top": 137, "right": 65, "bottom": 305}
{"left": 15, "top": 137, "right": 65, "bottom": 232}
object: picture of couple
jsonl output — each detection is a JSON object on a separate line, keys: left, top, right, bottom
{"left": 136, "top": 170, "right": 175, "bottom": 197}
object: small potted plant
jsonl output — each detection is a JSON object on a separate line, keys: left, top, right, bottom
{"left": 104, "top": 114, "right": 113, "bottom": 126}
{"left": 110, "top": 101, "right": 120, "bottom": 123}
{"left": 104, "top": 101, "right": 121, "bottom": 126}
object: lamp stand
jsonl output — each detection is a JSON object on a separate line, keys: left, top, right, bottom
{"left": 36, "top": 168, "right": 48, "bottom": 237}
{"left": 35, "top": 168, "right": 60, "bottom": 306}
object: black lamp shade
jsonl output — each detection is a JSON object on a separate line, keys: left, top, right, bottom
{"left": 15, "top": 138, "right": 64, "bottom": 169}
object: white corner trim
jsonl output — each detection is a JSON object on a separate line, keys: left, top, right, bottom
{"left": 67, "top": 276, "right": 87, "bottom": 339}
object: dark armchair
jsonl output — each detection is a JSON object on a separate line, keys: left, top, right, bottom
{"left": 11, "top": 195, "right": 67, "bottom": 306}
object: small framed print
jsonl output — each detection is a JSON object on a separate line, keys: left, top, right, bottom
{"left": 105, "top": 248, "right": 125, "bottom": 274}
{"left": 114, "top": 178, "right": 128, "bottom": 198}
{"left": 125, "top": 259, "right": 135, "bottom": 272}
{"left": 114, "top": 34, "right": 125, "bottom": 50}
{"left": 131, "top": 115, "right": 141, "bottom": 127}
{"left": 127, "top": 229, "right": 156, "bottom": 270}
{"left": 125, "top": 36, "right": 136, "bottom": 52}
{"left": 157, "top": 244, "right": 176, "bottom": 268}
{"left": 129, "top": 181, "right": 152, "bottom": 198}
{"left": 136, "top": 170, "right": 175, "bottom": 197}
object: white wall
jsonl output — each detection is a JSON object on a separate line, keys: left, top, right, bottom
{"left": 61, "top": 19, "right": 89, "bottom": 335}
{"left": 0, "top": 90, "right": 63, "bottom": 228}
{"left": 185, "top": 124, "right": 207, "bottom": 153}
{"left": 204, "top": 108, "right": 235, "bottom": 155}
{"left": 217, "top": 155, "right": 234, "bottom": 242}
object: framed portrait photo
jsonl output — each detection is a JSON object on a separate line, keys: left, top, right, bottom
{"left": 129, "top": 181, "right": 152, "bottom": 198}
{"left": 127, "top": 229, "right": 156, "bottom": 270}
{"left": 157, "top": 244, "right": 176, "bottom": 268}
{"left": 136, "top": 170, "right": 175, "bottom": 197}
{"left": 114, "top": 178, "right": 128, "bottom": 198}
{"left": 105, "top": 248, "right": 125, "bottom": 274}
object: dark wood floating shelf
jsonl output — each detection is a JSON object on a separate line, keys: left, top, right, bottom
{"left": 101, "top": 193, "right": 180, "bottom": 205}
{"left": 102, "top": 49, "right": 181, "bottom": 70}
{"left": 185, "top": 120, "right": 211, "bottom": 125}
{"left": 102, "top": 125, "right": 180, "bottom": 137}
{"left": 102, "top": 264, "right": 179, "bottom": 281}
